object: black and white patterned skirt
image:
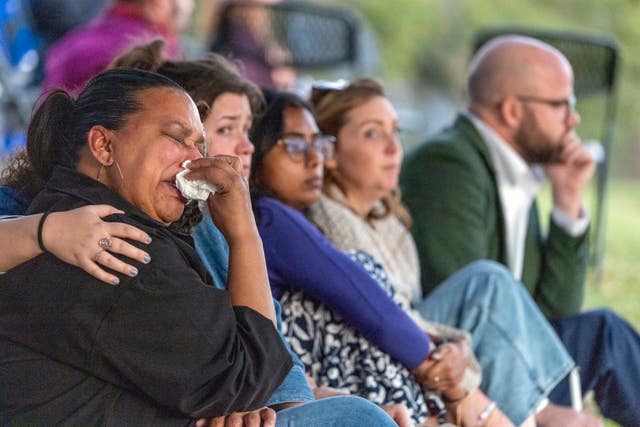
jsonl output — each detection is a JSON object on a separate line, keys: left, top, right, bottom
{"left": 279, "top": 251, "right": 429, "bottom": 425}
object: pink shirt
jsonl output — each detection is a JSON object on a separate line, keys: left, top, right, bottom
{"left": 43, "top": 3, "right": 181, "bottom": 93}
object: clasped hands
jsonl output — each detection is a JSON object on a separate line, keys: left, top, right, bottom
{"left": 413, "top": 339, "right": 471, "bottom": 401}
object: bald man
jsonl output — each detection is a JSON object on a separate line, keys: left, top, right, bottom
{"left": 401, "top": 36, "right": 640, "bottom": 426}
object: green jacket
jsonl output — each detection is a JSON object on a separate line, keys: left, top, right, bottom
{"left": 400, "top": 114, "right": 589, "bottom": 318}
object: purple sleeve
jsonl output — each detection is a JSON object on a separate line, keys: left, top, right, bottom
{"left": 256, "top": 198, "right": 431, "bottom": 369}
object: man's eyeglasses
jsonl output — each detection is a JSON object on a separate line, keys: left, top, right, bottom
{"left": 516, "top": 94, "right": 577, "bottom": 117}
{"left": 277, "top": 135, "right": 336, "bottom": 163}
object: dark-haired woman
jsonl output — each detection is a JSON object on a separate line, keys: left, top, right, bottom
{"left": 0, "top": 68, "right": 291, "bottom": 425}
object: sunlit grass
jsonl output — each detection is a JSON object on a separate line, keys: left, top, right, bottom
{"left": 584, "top": 180, "right": 640, "bottom": 330}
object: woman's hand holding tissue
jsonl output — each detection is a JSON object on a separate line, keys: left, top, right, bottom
{"left": 179, "top": 156, "right": 258, "bottom": 241}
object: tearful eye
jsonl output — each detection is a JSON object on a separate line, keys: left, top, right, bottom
{"left": 167, "top": 134, "right": 184, "bottom": 144}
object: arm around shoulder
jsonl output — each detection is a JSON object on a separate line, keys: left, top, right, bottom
{"left": 91, "top": 235, "right": 292, "bottom": 418}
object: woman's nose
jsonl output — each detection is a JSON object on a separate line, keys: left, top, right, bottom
{"left": 237, "top": 134, "right": 255, "bottom": 156}
{"left": 188, "top": 144, "right": 203, "bottom": 161}
{"left": 306, "top": 146, "right": 323, "bottom": 167}
{"left": 386, "top": 133, "right": 401, "bottom": 154}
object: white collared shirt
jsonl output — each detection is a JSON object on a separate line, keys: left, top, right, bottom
{"left": 466, "top": 112, "right": 589, "bottom": 279}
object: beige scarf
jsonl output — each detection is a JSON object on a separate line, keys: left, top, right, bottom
{"left": 308, "top": 185, "right": 481, "bottom": 392}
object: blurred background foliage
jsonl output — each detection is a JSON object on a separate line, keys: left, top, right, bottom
{"left": 326, "top": 0, "right": 640, "bottom": 177}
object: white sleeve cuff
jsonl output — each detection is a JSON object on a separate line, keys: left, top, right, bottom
{"left": 551, "top": 206, "right": 590, "bottom": 237}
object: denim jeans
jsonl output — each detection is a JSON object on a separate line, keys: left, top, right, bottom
{"left": 275, "top": 396, "right": 397, "bottom": 427}
{"left": 549, "top": 309, "right": 640, "bottom": 427}
{"left": 418, "top": 260, "right": 573, "bottom": 425}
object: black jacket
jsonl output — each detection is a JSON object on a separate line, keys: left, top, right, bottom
{"left": 0, "top": 166, "right": 292, "bottom": 426}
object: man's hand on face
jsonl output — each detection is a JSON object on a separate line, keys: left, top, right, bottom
{"left": 543, "top": 131, "right": 596, "bottom": 219}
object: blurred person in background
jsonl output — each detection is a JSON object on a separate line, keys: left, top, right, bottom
{"left": 208, "top": 0, "right": 297, "bottom": 90}
{"left": 29, "top": 0, "right": 109, "bottom": 48}
{"left": 42, "top": 0, "right": 194, "bottom": 92}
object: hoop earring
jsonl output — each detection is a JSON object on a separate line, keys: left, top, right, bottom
{"left": 114, "top": 160, "right": 125, "bottom": 181}
{"left": 96, "top": 164, "right": 105, "bottom": 180}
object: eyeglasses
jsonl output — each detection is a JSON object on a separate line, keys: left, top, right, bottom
{"left": 516, "top": 94, "right": 577, "bottom": 117}
{"left": 277, "top": 135, "right": 336, "bottom": 163}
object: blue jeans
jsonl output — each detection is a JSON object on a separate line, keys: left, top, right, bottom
{"left": 418, "top": 261, "right": 573, "bottom": 425}
{"left": 549, "top": 309, "right": 640, "bottom": 427}
{"left": 275, "top": 396, "right": 397, "bottom": 427}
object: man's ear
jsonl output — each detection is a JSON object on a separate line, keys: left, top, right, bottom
{"left": 499, "top": 96, "right": 523, "bottom": 129}
{"left": 87, "top": 125, "right": 114, "bottom": 166}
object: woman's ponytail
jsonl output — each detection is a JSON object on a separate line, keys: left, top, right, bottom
{"left": 26, "top": 90, "right": 74, "bottom": 181}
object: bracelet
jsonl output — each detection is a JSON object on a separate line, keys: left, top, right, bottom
{"left": 37, "top": 211, "right": 53, "bottom": 253}
{"left": 478, "top": 401, "right": 497, "bottom": 425}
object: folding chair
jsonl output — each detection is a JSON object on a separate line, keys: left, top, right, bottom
{"left": 472, "top": 28, "right": 621, "bottom": 284}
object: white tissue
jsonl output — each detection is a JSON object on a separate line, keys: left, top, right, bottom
{"left": 175, "top": 160, "right": 217, "bottom": 201}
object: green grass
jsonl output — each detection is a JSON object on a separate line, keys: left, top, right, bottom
{"left": 584, "top": 180, "right": 640, "bottom": 330}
